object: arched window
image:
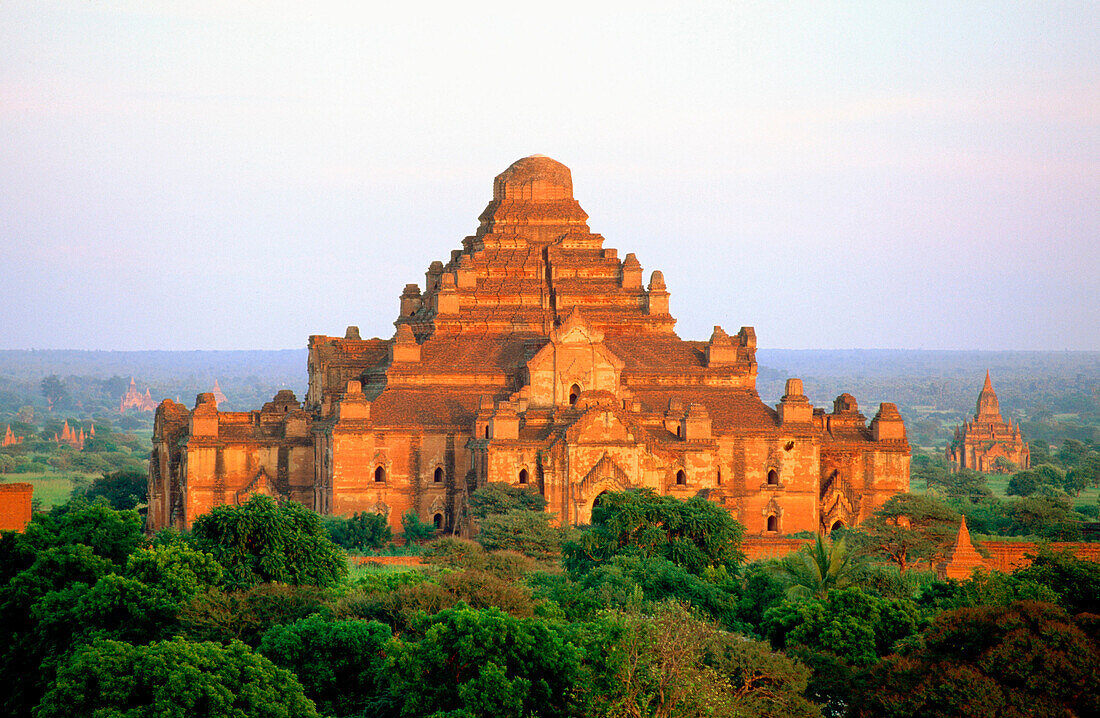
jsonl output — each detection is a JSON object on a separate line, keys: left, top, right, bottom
{"left": 767, "top": 469, "right": 779, "bottom": 486}
{"left": 766, "top": 515, "right": 778, "bottom": 532}
{"left": 676, "top": 425, "right": 682, "bottom": 437}
{"left": 831, "top": 520, "right": 844, "bottom": 532}
{"left": 518, "top": 468, "right": 528, "bottom": 485}
{"left": 433, "top": 513, "right": 443, "bottom": 529}
{"left": 716, "top": 467, "right": 723, "bottom": 486}
{"left": 433, "top": 467, "right": 444, "bottom": 483}
{"left": 569, "top": 383, "right": 581, "bottom": 406}
{"left": 484, "top": 425, "right": 490, "bottom": 439}
{"left": 374, "top": 466, "right": 386, "bottom": 483}
{"left": 675, "top": 469, "right": 686, "bottom": 485}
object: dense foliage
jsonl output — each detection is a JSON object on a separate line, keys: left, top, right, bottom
{"left": 3, "top": 488, "right": 1100, "bottom": 717}
{"left": 190, "top": 495, "right": 348, "bottom": 588}
{"left": 564, "top": 488, "right": 745, "bottom": 575}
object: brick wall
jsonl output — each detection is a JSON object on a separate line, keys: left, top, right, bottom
{"left": 0, "top": 483, "right": 33, "bottom": 533}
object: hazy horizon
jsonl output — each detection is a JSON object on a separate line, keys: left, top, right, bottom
{"left": 3, "top": 2, "right": 1098, "bottom": 352}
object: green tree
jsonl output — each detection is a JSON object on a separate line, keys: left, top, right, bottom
{"left": 1062, "top": 467, "right": 1091, "bottom": 497}
{"left": 773, "top": 533, "right": 857, "bottom": 599}
{"left": 574, "top": 554, "right": 742, "bottom": 630}
{"left": 916, "top": 570, "right": 1058, "bottom": 613}
{"left": 0, "top": 544, "right": 116, "bottom": 717}
{"left": 1015, "top": 547, "right": 1100, "bottom": 615}
{"left": 476, "top": 509, "right": 566, "bottom": 560}
{"left": 563, "top": 489, "right": 744, "bottom": 576}
{"left": 469, "top": 482, "right": 548, "bottom": 519}
{"left": 579, "top": 602, "right": 820, "bottom": 718}
{"left": 1006, "top": 469, "right": 1041, "bottom": 497}
{"left": 1056, "top": 438, "right": 1090, "bottom": 467}
{"left": 191, "top": 495, "right": 347, "bottom": 589}
{"left": 36, "top": 637, "right": 320, "bottom": 718}
{"left": 853, "top": 601, "right": 1100, "bottom": 718}
{"left": 387, "top": 605, "right": 583, "bottom": 718}
{"left": 857, "top": 493, "right": 960, "bottom": 572}
{"left": 401, "top": 509, "right": 437, "bottom": 543}
{"left": 938, "top": 468, "right": 992, "bottom": 501}
{"left": 947, "top": 496, "right": 1012, "bottom": 537}
{"left": 20, "top": 498, "right": 145, "bottom": 567}
{"left": 1077, "top": 452, "right": 1100, "bottom": 487}
{"left": 75, "top": 469, "right": 148, "bottom": 510}
{"left": 910, "top": 454, "right": 950, "bottom": 490}
{"left": 1008, "top": 494, "right": 1081, "bottom": 540}
{"left": 180, "top": 583, "right": 331, "bottom": 647}
{"left": 323, "top": 510, "right": 393, "bottom": 551}
{"left": 39, "top": 375, "right": 71, "bottom": 411}
{"left": 763, "top": 587, "right": 922, "bottom": 667}
{"left": 259, "top": 615, "right": 391, "bottom": 718}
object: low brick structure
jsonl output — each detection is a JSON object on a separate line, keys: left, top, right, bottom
{"left": 0, "top": 483, "right": 33, "bottom": 533}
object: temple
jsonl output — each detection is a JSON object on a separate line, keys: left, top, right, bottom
{"left": 148, "top": 156, "right": 910, "bottom": 535}
{"left": 2, "top": 425, "right": 23, "bottom": 447}
{"left": 120, "top": 377, "right": 158, "bottom": 412}
{"left": 52, "top": 420, "right": 86, "bottom": 450}
{"left": 947, "top": 371, "right": 1029, "bottom": 473}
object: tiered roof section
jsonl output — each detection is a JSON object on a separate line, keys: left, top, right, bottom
{"left": 307, "top": 155, "right": 846, "bottom": 436}
{"left": 398, "top": 155, "right": 676, "bottom": 339}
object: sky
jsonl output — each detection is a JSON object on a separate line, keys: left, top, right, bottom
{"left": 2, "top": 1, "right": 1098, "bottom": 351}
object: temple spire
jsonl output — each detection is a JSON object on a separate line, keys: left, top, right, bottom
{"left": 937, "top": 516, "right": 987, "bottom": 580}
{"left": 983, "top": 369, "right": 992, "bottom": 392}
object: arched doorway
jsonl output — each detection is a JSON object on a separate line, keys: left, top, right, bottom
{"left": 518, "top": 468, "right": 529, "bottom": 485}
{"left": 569, "top": 383, "right": 581, "bottom": 406}
{"left": 433, "top": 513, "right": 443, "bottom": 529}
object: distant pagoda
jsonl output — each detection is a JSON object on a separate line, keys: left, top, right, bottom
{"left": 947, "top": 371, "right": 1029, "bottom": 473}
{"left": 120, "top": 377, "right": 157, "bottom": 412}
{"left": 2, "top": 425, "right": 23, "bottom": 447}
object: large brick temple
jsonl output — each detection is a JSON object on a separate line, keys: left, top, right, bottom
{"left": 148, "top": 155, "right": 910, "bottom": 535}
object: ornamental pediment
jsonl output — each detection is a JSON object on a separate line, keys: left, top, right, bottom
{"left": 566, "top": 406, "right": 637, "bottom": 444}
{"left": 525, "top": 309, "right": 625, "bottom": 407}
{"left": 235, "top": 468, "right": 281, "bottom": 505}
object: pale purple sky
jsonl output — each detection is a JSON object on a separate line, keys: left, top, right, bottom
{"left": 2, "top": 2, "right": 1098, "bottom": 350}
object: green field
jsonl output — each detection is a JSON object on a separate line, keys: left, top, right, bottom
{"left": 0, "top": 472, "right": 97, "bottom": 509}
{"left": 914, "top": 471, "right": 1100, "bottom": 512}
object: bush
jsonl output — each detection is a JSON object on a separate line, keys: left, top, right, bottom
{"left": 401, "top": 510, "right": 436, "bottom": 543}
{"left": 190, "top": 495, "right": 347, "bottom": 588}
{"left": 259, "top": 616, "right": 391, "bottom": 717}
{"left": 37, "top": 637, "right": 320, "bottom": 718}
{"left": 477, "top": 510, "right": 566, "bottom": 560}
{"left": 75, "top": 469, "right": 148, "bottom": 510}
{"left": 324, "top": 511, "right": 392, "bottom": 551}
{"left": 469, "top": 482, "right": 548, "bottom": 519}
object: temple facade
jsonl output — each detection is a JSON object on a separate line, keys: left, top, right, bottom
{"left": 947, "top": 371, "right": 1029, "bottom": 473}
{"left": 120, "top": 377, "right": 157, "bottom": 412}
{"left": 148, "top": 156, "right": 910, "bottom": 535}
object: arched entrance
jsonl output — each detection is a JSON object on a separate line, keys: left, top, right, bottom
{"left": 568, "top": 383, "right": 581, "bottom": 406}
{"left": 575, "top": 480, "right": 624, "bottom": 526}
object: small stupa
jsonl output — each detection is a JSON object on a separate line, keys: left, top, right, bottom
{"left": 936, "top": 517, "right": 988, "bottom": 580}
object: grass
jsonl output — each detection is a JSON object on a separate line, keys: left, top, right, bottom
{"left": 346, "top": 560, "right": 424, "bottom": 582}
{"left": 914, "top": 470, "right": 1100, "bottom": 512}
{"left": 0, "top": 471, "right": 98, "bottom": 509}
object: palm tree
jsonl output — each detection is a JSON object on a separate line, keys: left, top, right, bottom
{"left": 774, "top": 532, "right": 857, "bottom": 600}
